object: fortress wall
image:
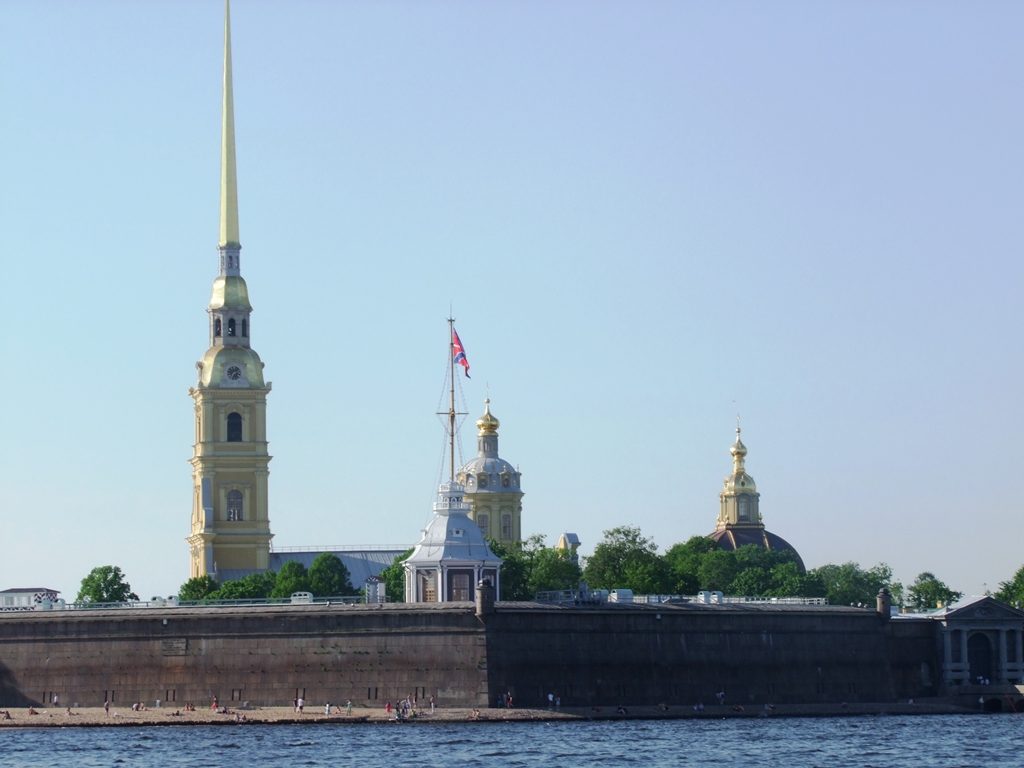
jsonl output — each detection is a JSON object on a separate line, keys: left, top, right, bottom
{"left": 0, "top": 603, "right": 940, "bottom": 710}
{"left": 0, "top": 604, "right": 489, "bottom": 708}
{"left": 485, "top": 604, "right": 907, "bottom": 707}
{"left": 884, "top": 618, "right": 941, "bottom": 699}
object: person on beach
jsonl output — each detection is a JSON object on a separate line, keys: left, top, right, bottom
{"left": 52, "top": 694, "right": 59, "bottom": 707}
{"left": 297, "top": 697, "right": 305, "bottom": 713}
{"left": 28, "top": 707, "right": 38, "bottom": 715}
{"left": 325, "top": 702, "right": 331, "bottom": 715}
{"left": 104, "top": 700, "right": 110, "bottom": 716}
{"left": 506, "top": 692, "right": 513, "bottom": 708}
{"left": 385, "top": 701, "right": 392, "bottom": 715}
{"left": 716, "top": 691, "right": 725, "bottom": 705}
{"left": 556, "top": 696, "right": 561, "bottom": 711}
{"left": 212, "top": 696, "right": 218, "bottom": 710}
{"left": 346, "top": 700, "right": 353, "bottom": 715}
{"left": 548, "top": 692, "right": 554, "bottom": 711}
{"left": 429, "top": 695, "right": 435, "bottom": 713}
{"left": 616, "top": 705, "right": 628, "bottom": 714}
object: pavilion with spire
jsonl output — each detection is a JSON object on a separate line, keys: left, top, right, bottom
{"left": 707, "top": 424, "right": 805, "bottom": 572}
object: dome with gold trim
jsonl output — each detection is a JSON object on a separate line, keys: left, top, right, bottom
{"left": 707, "top": 426, "right": 804, "bottom": 572}
{"left": 457, "top": 399, "right": 521, "bottom": 494}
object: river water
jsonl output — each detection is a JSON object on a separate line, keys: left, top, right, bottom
{"left": 2, "top": 715, "right": 1023, "bottom": 767}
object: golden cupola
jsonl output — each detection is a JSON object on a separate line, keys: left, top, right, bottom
{"left": 707, "top": 424, "right": 805, "bottom": 572}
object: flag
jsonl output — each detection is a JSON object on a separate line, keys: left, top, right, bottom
{"left": 452, "top": 328, "right": 471, "bottom": 378}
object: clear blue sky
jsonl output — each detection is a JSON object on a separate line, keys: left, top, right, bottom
{"left": 1, "top": 1, "right": 1021, "bottom": 601}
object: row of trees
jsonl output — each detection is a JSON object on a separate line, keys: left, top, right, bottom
{"left": 373, "top": 526, "right": 965, "bottom": 610}
{"left": 579, "top": 526, "right": 964, "bottom": 610}
{"left": 177, "top": 553, "right": 359, "bottom": 601}
{"left": 77, "top": 526, "right": 992, "bottom": 611}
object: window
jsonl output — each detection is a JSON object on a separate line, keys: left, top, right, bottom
{"left": 738, "top": 496, "right": 749, "bottom": 521}
{"left": 502, "top": 514, "right": 512, "bottom": 539}
{"left": 479, "top": 474, "right": 489, "bottom": 489}
{"left": 502, "top": 475, "right": 510, "bottom": 488}
{"left": 227, "top": 490, "right": 243, "bottom": 521}
{"left": 226, "top": 412, "right": 243, "bottom": 442}
{"left": 478, "top": 514, "right": 490, "bottom": 537}
{"left": 214, "top": 318, "right": 222, "bottom": 337}
{"left": 227, "top": 318, "right": 236, "bottom": 337}
{"left": 451, "top": 574, "right": 470, "bottom": 602}
{"left": 242, "top": 319, "right": 248, "bottom": 337}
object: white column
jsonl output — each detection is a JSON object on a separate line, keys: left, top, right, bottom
{"left": 999, "top": 630, "right": 1008, "bottom": 682}
{"left": 960, "top": 630, "right": 970, "bottom": 681}
{"left": 943, "top": 630, "right": 953, "bottom": 684}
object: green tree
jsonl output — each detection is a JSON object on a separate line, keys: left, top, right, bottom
{"left": 996, "top": 565, "right": 1024, "bottom": 608}
{"left": 582, "top": 526, "right": 672, "bottom": 594}
{"left": 697, "top": 549, "right": 739, "bottom": 592}
{"left": 907, "top": 572, "right": 962, "bottom": 611}
{"left": 768, "top": 561, "right": 827, "bottom": 598}
{"left": 210, "top": 571, "right": 277, "bottom": 600}
{"left": 530, "top": 547, "right": 583, "bottom": 593}
{"left": 809, "top": 562, "right": 902, "bottom": 607}
{"left": 76, "top": 566, "right": 139, "bottom": 604}
{"left": 178, "top": 575, "right": 218, "bottom": 601}
{"left": 488, "top": 537, "right": 533, "bottom": 600}
{"left": 309, "top": 553, "right": 358, "bottom": 597}
{"left": 664, "top": 536, "right": 719, "bottom": 594}
{"left": 380, "top": 548, "right": 414, "bottom": 603}
{"left": 270, "top": 560, "right": 311, "bottom": 598}
{"left": 730, "top": 566, "right": 771, "bottom": 596}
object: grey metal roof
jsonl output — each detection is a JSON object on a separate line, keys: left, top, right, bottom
{"left": 0, "top": 587, "right": 59, "bottom": 594}
{"left": 405, "top": 482, "right": 502, "bottom": 568}
{"left": 216, "top": 549, "right": 407, "bottom": 589}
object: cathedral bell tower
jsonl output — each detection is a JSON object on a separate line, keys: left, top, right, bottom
{"left": 186, "top": 0, "right": 273, "bottom": 579}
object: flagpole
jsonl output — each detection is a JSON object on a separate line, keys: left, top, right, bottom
{"left": 447, "top": 313, "right": 456, "bottom": 482}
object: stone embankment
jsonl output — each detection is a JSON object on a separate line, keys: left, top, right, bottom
{"left": 0, "top": 700, "right": 980, "bottom": 728}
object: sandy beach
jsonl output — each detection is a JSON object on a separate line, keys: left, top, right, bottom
{"left": 0, "top": 699, "right": 980, "bottom": 728}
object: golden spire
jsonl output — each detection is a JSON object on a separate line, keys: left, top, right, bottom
{"left": 219, "top": 0, "right": 240, "bottom": 248}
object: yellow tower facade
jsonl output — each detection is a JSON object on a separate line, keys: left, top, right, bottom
{"left": 186, "top": 0, "right": 273, "bottom": 578}
{"left": 457, "top": 400, "right": 524, "bottom": 546}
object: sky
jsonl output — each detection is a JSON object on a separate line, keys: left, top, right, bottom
{"left": 1, "top": 1, "right": 1022, "bottom": 602}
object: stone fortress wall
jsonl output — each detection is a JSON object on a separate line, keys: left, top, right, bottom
{"left": 0, "top": 600, "right": 943, "bottom": 709}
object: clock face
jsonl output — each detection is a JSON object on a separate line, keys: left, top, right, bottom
{"left": 226, "top": 365, "right": 243, "bottom": 381}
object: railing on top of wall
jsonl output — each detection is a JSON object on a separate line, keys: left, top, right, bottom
{"left": 0, "top": 594, "right": 369, "bottom": 614}
{"left": 532, "top": 590, "right": 828, "bottom": 606}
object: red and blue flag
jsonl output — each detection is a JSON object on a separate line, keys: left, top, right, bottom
{"left": 452, "top": 328, "right": 470, "bottom": 378}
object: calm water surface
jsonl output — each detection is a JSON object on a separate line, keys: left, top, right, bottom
{"left": 3, "top": 715, "right": 1023, "bottom": 767}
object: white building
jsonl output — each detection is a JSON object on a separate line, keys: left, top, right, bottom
{"left": 0, "top": 587, "right": 59, "bottom": 611}
{"left": 404, "top": 481, "right": 502, "bottom": 603}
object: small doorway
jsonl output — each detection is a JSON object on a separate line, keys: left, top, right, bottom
{"left": 968, "top": 633, "right": 993, "bottom": 683}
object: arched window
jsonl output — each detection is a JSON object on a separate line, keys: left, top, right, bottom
{"left": 479, "top": 474, "right": 489, "bottom": 489}
{"left": 241, "top": 319, "right": 248, "bottom": 337}
{"left": 214, "top": 318, "right": 222, "bottom": 337}
{"left": 502, "top": 475, "right": 511, "bottom": 488}
{"left": 501, "top": 514, "right": 512, "bottom": 539}
{"left": 227, "top": 318, "right": 236, "bottom": 337}
{"left": 226, "top": 412, "right": 243, "bottom": 442}
{"left": 478, "top": 514, "right": 490, "bottom": 537}
{"left": 738, "top": 495, "right": 749, "bottom": 521}
{"left": 227, "top": 490, "right": 243, "bottom": 521}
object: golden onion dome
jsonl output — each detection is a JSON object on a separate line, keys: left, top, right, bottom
{"left": 476, "top": 398, "right": 500, "bottom": 435}
{"left": 730, "top": 428, "right": 747, "bottom": 458}
{"left": 209, "top": 275, "right": 252, "bottom": 311}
